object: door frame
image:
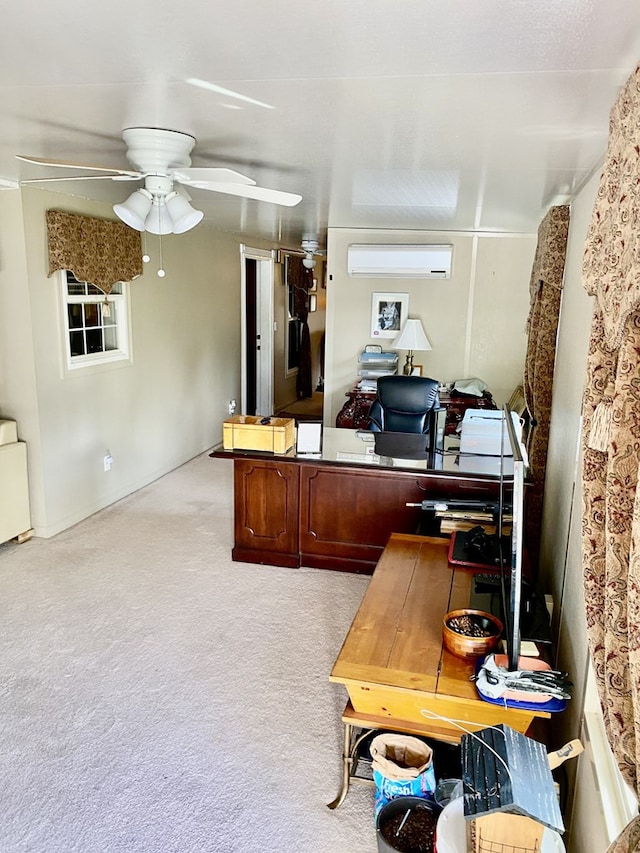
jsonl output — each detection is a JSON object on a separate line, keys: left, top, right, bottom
{"left": 240, "top": 245, "right": 275, "bottom": 415}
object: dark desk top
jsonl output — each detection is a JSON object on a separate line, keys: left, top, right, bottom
{"left": 212, "top": 426, "right": 515, "bottom": 483}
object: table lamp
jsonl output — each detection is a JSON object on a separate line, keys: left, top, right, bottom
{"left": 392, "top": 318, "right": 432, "bottom": 375}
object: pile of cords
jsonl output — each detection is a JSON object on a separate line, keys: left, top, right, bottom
{"left": 476, "top": 654, "right": 573, "bottom": 700}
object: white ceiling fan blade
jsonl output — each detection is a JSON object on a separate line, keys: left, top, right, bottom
{"left": 173, "top": 167, "right": 256, "bottom": 186}
{"left": 190, "top": 181, "right": 302, "bottom": 207}
{"left": 21, "top": 174, "right": 141, "bottom": 184}
{"left": 16, "top": 154, "right": 141, "bottom": 178}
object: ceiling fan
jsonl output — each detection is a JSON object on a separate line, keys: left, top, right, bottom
{"left": 16, "top": 126, "right": 303, "bottom": 235}
{"left": 301, "top": 239, "right": 326, "bottom": 269}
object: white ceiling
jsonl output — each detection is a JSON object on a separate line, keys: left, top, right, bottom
{"left": 2, "top": 0, "right": 640, "bottom": 250}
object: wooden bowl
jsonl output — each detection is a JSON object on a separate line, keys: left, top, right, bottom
{"left": 442, "top": 609, "right": 503, "bottom": 660}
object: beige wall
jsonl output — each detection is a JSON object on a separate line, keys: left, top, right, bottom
{"left": 0, "top": 189, "right": 44, "bottom": 520}
{"left": 1, "top": 186, "right": 244, "bottom": 537}
{"left": 323, "top": 228, "right": 536, "bottom": 425}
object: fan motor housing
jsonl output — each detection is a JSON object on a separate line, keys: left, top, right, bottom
{"left": 122, "top": 127, "right": 196, "bottom": 173}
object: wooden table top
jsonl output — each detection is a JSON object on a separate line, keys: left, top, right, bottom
{"left": 330, "top": 532, "right": 551, "bottom": 741}
{"left": 330, "top": 533, "right": 475, "bottom": 694}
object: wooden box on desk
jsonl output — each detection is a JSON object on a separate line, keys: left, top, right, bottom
{"left": 223, "top": 415, "right": 296, "bottom": 454}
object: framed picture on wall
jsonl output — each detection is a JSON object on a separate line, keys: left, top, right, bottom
{"left": 371, "top": 292, "right": 409, "bottom": 339}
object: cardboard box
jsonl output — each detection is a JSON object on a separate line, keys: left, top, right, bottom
{"left": 223, "top": 415, "right": 296, "bottom": 454}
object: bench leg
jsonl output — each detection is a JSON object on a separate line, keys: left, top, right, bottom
{"left": 327, "top": 720, "right": 353, "bottom": 809}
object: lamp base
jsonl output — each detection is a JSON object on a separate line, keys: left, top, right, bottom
{"left": 402, "top": 352, "right": 414, "bottom": 375}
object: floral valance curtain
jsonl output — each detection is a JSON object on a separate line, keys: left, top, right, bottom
{"left": 46, "top": 210, "right": 142, "bottom": 294}
{"left": 523, "top": 204, "right": 570, "bottom": 564}
{"left": 287, "top": 254, "right": 313, "bottom": 399}
{"left": 580, "top": 62, "right": 640, "bottom": 853}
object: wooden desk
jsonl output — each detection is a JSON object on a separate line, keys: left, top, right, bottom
{"left": 212, "top": 427, "right": 510, "bottom": 574}
{"left": 327, "top": 533, "right": 550, "bottom": 806}
{"left": 335, "top": 389, "right": 497, "bottom": 434}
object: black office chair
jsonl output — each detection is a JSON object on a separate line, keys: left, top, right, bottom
{"left": 368, "top": 375, "right": 440, "bottom": 434}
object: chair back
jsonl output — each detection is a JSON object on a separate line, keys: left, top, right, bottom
{"left": 368, "top": 375, "right": 440, "bottom": 434}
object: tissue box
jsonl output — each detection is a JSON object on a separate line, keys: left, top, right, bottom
{"left": 223, "top": 416, "right": 295, "bottom": 454}
{"left": 460, "top": 410, "right": 521, "bottom": 456}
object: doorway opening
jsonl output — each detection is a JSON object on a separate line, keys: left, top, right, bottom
{"left": 240, "top": 245, "right": 274, "bottom": 416}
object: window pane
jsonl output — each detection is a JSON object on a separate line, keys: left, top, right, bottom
{"left": 69, "top": 330, "right": 85, "bottom": 357}
{"left": 101, "top": 304, "right": 117, "bottom": 328}
{"left": 103, "top": 327, "right": 118, "bottom": 351}
{"left": 84, "top": 303, "right": 100, "bottom": 327}
{"left": 85, "top": 329, "right": 103, "bottom": 353}
{"left": 68, "top": 304, "right": 84, "bottom": 329}
{"left": 67, "top": 271, "right": 84, "bottom": 293}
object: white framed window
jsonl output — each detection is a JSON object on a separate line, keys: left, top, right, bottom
{"left": 60, "top": 271, "right": 131, "bottom": 371}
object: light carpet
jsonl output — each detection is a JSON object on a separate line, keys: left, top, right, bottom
{"left": 0, "top": 451, "right": 376, "bottom": 853}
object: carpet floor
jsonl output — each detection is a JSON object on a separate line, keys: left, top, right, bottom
{"left": 0, "top": 451, "right": 376, "bottom": 853}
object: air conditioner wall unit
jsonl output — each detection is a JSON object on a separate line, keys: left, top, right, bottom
{"left": 347, "top": 244, "right": 453, "bottom": 278}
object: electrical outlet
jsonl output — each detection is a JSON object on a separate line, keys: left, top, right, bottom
{"left": 103, "top": 453, "right": 113, "bottom": 472}
{"left": 228, "top": 399, "right": 237, "bottom": 415}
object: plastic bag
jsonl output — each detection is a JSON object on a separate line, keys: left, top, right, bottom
{"left": 369, "top": 733, "right": 436, "bottom": 815}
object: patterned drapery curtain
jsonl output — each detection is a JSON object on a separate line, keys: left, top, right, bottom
{"left": 47, "top": 210, "right": 142, "bottom": 294}
{"left": 287, "top": 255, "right": 313, "bottom": 399}
{"left": 523, "top": 205, "right": 570, "bottom": 565}
{"left": 581, "top": 62, "right": 640, "bottom": 852}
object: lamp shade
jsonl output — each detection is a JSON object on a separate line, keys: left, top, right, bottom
{"left": 145, "top": 199, "right": 174, "bottom": 235}
{"left": 392, "top": 318, "right": 432, "bottom": 351}
{"left": 165, "top": 192, "right": 204, "bottom": 233}
{"left": 113, "top": 189, "right": 153, "bottom": 231}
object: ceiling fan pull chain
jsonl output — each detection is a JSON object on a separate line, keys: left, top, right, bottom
{"left": 142, "top": 231, "right": 150, "bottom": 264}
{"left": 157, "top": 233, "right": 166, "bottom": 278}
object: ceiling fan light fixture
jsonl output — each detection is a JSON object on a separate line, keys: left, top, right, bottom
{"left": 301, "top": 239, "right": 319, "bottom": 270}
{"left": 164, "top": 191, "right": 204, "bottom": 233}
{"left": 113, "top": 188, "right": 153, "bottom": 231}
{"left": 145, "top": 198, "right": 174, "bottom": 235}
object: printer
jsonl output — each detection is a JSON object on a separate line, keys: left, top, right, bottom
{"left": 459, "top": 409, "right": 523, "bottom": 456}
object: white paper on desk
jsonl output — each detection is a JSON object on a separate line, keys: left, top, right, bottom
{"left": 297, "top": 422, "right": 322, "bottom": 453}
